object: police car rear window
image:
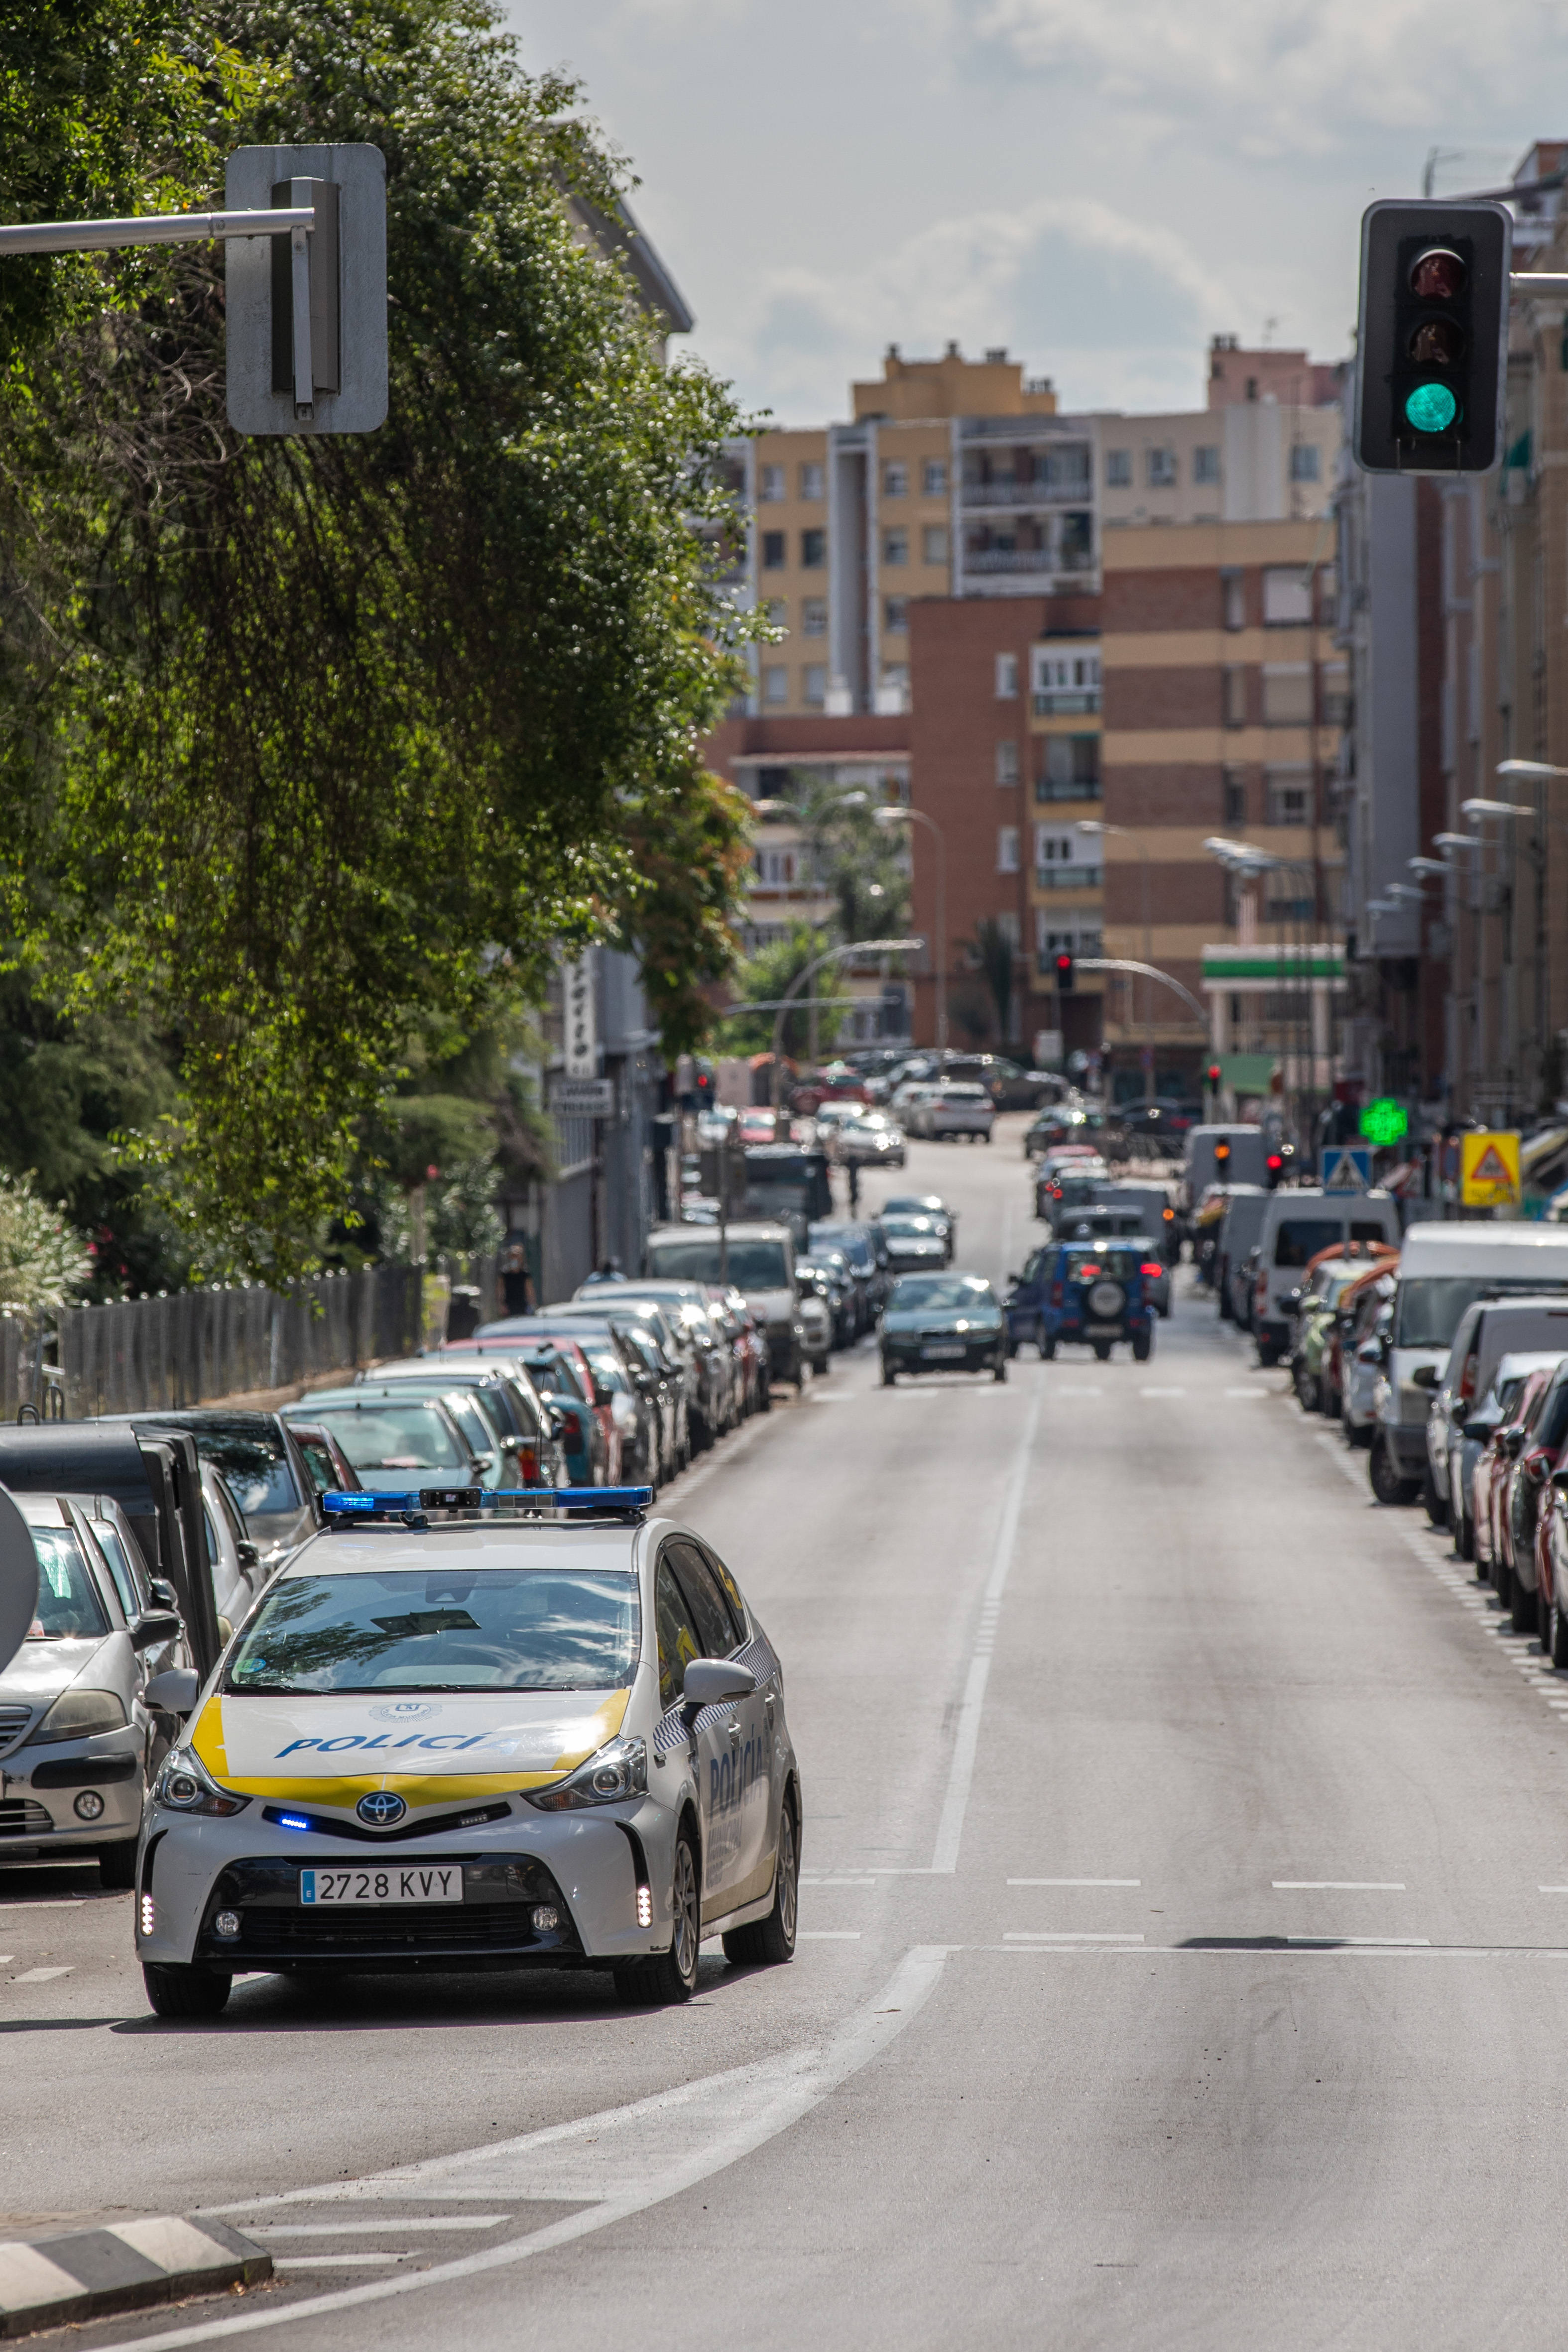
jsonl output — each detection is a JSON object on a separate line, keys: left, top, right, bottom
{"left": 226, "top": 1568, "right": 640, "bottom": 1694}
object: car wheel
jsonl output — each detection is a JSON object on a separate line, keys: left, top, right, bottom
{"left": 1512, "top": 1575, "right": 1540, "bottom": 1637}
{"left": 881, "top": 1360, "right": 897, "bottom": 1387}
{"left": 992, "top": 1357, "right": 1007, "bottom": 1383}
{"left": 617, "top": 1825, "right": 701, "bottom": 2006}
{"left": 1550, "top": 1596, "right": 1568, "bottom": 1670}
{"left": 1293, "top": 1360, "right": 1319, "bottom": 1412}
{"left": 1132, "top": 1329, "right": 1152, "bottom": 1364}
{"left": 1422, "top": 1468, "right": 1449, "bottom": 1530}
{"left": 1494, "top": 1556, "right": 1513, "bottom": 1610}
{"left": 1040, "top": 1333, "right": 1057, "bottom": 1360}
{"left": 1257, "top": 1339, "right": 1281, "bottom": 1368}
{"left": 99, "top": 1838, "right": 139, "bottom": 1892}
{"left": 143, "top": 1964, "right": 231, "bottom": 2020}
{"left": 1369, "top": 1435, "right": 1420, "bottom": 1507}
{"left": 1456, "top": 1505, "right": 1475, "bottom": 1562}
{"left": 723, "top": 1792, "right": 799, "bottom": 1968}
{"left": 1091, "top": 1339, "right": 1112, "bottom": 1362}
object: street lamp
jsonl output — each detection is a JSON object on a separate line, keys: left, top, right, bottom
{"left": 874, "top": 806, "right": 947, "bottom": 1053}
{"left": 1433, "top": 832, "right": 1482, "bottom": 851}
{"left": 1461, "top": 797, "right": 1528, "bottom": 821}
{"left": 1497, "top": 758, "right": 1568, "bottom": 781}
{"left": 770, "top": 937, "right": 924, "bottom": 1112}
{"left": 1079, "top": 819, "right": 1154, "bottom": 1099}
{"left": 1408, "top": 856, "right": 1449, "bottom": 876}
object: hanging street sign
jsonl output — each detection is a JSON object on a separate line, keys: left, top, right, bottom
{"left": 551, "top": 1077, "right": 614, "bottom": 1119}
{"left": 1460, "top": 1130, "right": 1521, "bottom": 1208}
{"left": 1322, "top": 1147, "right": 1372, "bottom": 1193}
{"left": 1359, "top": 1098, "right": 1409, "bottom": 1149}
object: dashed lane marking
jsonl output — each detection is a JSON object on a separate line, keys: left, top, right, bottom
{"left": 1273, "top": 1881, "right": 1405, "bottom": 1891}
{"left": 1007, "top": 1878, "right": 1141, "bottom": 1887}
{"left": 1139, "top": 1386, "right": 1186, "bottom": 1398}
{"left": 797, "top": 1931, "right": 861, "bottom": 1940}
{"left": 1004, "top": 1931, "right": 1145, "bottom": 1944}
{"left": 246, "top": 2220, "right": 510, "bottom": 2236}
{"left": 13, "top": 1966, "right": 72, "bottom": 1983}
{"left": 272, "top": 2255, "right": 423, "bottom": 2269}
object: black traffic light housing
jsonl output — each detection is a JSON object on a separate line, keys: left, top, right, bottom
{"left": 1205, "top": 1061, "right": 1222, "bottom": 1090}
{"left": 1054, "top": 952, "right": 1075, "bottom": 994}
{"left": 1354, "top": 200, "right": 1511, "bottom": 475}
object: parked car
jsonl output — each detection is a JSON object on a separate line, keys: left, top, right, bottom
{"left": 123, "top": 1409, "right": 319, "bottom": 1568}
{"left": 1212, "top": 1185, "right": 1270, "bottom": 1324}
{"left": 1492, "top": 1355, "right": 1568, "bottom": 1630}
{"left": 1471, "top": 1362, "right": 1558, "bottom": 1581}
{"left": 282, "top": 1389, "right": 500, "bottom": 1495}
{"left": 1321, "top": 1260, "right": 1396, "bottom": 1429}
{"left": 792, "top": 1263, "right": 836, "bottom": 1374}
{"left": 639, "top": 1222, "right": 806, "bottom": 1394}
{"left": 825, "top": 1111, "right": 907, "bottom": 1170}
{"left": 576, "top": 1281, "right": 735, "bottom": 1448}
{"left": 1340, "top": 1292, "right": 1396, "bottom": 1447}
{"left": 1427, "top": 1290, "right": 1568, "bottom": 1540}
{"left": 1289, "top": 1248, "right": 1399, "bottom": 1414}
{"left": 283, "top": 1421, "right": 362, "bottom": 1504}
{"left": 809, "top": 1218, "right": 892, "bottom": 1325}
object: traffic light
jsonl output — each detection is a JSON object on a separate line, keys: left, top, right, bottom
{"left": 1213, "top": 1139, "right": 1232, "bottom": 1174}
{"left": 1265, "top": 1150, "right": 1285, "bottom": 1189}
{"left": 1054, "top": 952, "right": 1075, "bottom": 994}
{"left": 1205, "top": 1061, "right": 1222, "bottom": 1091}
{"left": 1354, "top": 200, "right": 1511, "bottom": 475}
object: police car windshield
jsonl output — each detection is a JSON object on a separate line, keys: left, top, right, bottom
{"left": 226, "top": 1568, "right": 640, "bottom": 1693}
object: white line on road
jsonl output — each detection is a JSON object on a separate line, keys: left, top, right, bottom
{"left": 1046, "top": 1385, "right": 1102, "bottom": 1397}
{"left": 112, "top": 1947, "right": 953, "bottom": 2352}
{"left": 12, "top": 1966, "right": 72, "bottom": 1982}
{"left": 271, "top": 2254, "right": 422, "bottom": 2268}
{"left": 247, "top": 2219, "right": 510, "bottom": 2236}
{"left": 1272, "top": 1882, "right": 1406, "bottom": 1891}
{"left": 1007, "top": 1878, "right": 1141, "bottom": 1887}
{"left": 0, "top": 1901, "right": 85, "bottom": 1912}
{"left": 1003, "top": 1931, "right": 1145, "bottom": 1943}
{"left": 1224, "top": 1387, "right": 1274, "bottom": 1398}
{"left": 1139, "top": 1386, "right": 1185, "bottom": 1397}
{"left": 926, "top": 1384, "right": 1043, "bottom": 1876}
{"left": 797, "top": 1931, "right": 861, "bottom": 1940}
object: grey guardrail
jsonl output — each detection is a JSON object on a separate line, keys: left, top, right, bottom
{"left": 0, "top": 2215, "right": 270, "bottom": 2337}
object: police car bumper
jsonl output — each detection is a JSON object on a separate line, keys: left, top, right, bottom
{"left": 136, "top": 1795, "right": 679, "bottom": 1973}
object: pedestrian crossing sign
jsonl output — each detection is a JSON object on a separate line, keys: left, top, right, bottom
{"left": 1460, "top": 1130, "right": 1520, "bottom": 1208}
{"left": 1321, "top": 1147, "right": 1372, "bottom": 1193}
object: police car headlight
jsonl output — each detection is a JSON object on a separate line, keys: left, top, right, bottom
{"left": 524, "top": 1736, "right": 647, "bottom": 1811}
{"left": 153, "top": 1746, "right": 250, "bottom": 1817}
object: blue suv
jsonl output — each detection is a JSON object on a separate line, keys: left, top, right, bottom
{"left": 1005, "top": 1241, "right": 1157, "bottom": 1363}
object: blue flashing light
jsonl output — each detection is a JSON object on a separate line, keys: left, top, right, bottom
{"left": 320, "top": 1484, "right": 654, "bottom": 1521}
{"left": 277, "top": 1814, "right": 311, "bottom": 1830}
{"left": 321, "top": 1490, "right": 380, "bottom": 1514}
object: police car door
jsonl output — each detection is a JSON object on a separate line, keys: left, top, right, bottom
{"left": 653, "top": 1545, "right": 739, "bottom": 1914}
{"left": 691, "top": 1540, "right": 775, "bottom": 1914}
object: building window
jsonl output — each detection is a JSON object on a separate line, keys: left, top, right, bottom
{"left": 1265, "top": 767, "right": 1313, "bottom": 826}
{"left": 803, "top": 663, "right": 827, "bottom": 706}
{"left": 1321, "top": 662, "right": 1349, "bottom": 725}
{"left": 995, "top": 652, "right": 1019, "bottom": 699}
{"left": 883, "top": 528, "right": 909, "bottom": 566}
{"left": 799, "top": 462, "right": 826, "bottom": 501}
{"left": 758, "top": 464, "right": 785, "bottom": 503}
{"left": 1262, "top": 664, "right": 1313, "bottom": 725}
{"left": 1147, "top": 447, "right": 1178, "bottom": 488}
{"left": 996, "top": 740, "right": 1020, "bottom": 787}
{"left": 1222, "top": 666, "right": 1247, "bottom": 727}
{"left": 761, "top": 530, "right": 786, "bottom": 570}
{"left": 997, "top": 825, "right": 1020, "bottom": 874}
{"left": 801, "top": 528, "right": 827, "bottom": 569}
{"left": 883, "top": 461, "right": 908, "bottom": 497}
{"left": 1222, "top": 568, "right": 1245, "bottom": 631}
{"left": 1031, "top": 647, "right": 1102, "bottom": 713}
{"left": 1105, "top": 449, "right": 1132, "bottom": 487}
{"left": 1289, "top": 443, "right": 1321, "bottom": 483}
{"left": 1222, "top": 766, "right": 1247, "bottom": 823}
{"left": 801, "top": 596, "right": 827, "bottom": 637}
{"left": 761, "top": 664, "right": 788, "bottom": 706}
{"left": 1263, "top": 565, "right": 1312, "bottom": 624}
{"left": 880, "top": 663, "right": 910, "bottom": 697}
{"left": 922, "top": 524, "right": 950, "bottom": 565}
{"left": 1036, "top": 734, "right": 1101, "bottom": 800}
{"left": 1194, "top": 445, "right": 1221, "bottom": 484}
{"left": 884, "top": 595, "right": 908, "bottom": 633}
{"left": 1042, "top": 446, "right": 1091, "bottom": 487}
{"left": 756, "top": 846, "right": 796, "bottom": 886}
{"left": 923, "top": 458, "right": 948, "bottom": 496}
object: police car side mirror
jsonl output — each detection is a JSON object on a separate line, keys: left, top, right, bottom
{"left": 144, "top": 1666, "right": 201, "bottom": 1714}
{"left": 682, "top": 1659, "right": 757, "bottom": 1714}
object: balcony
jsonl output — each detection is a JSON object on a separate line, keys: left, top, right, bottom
{"left": 1034, "top": 772, "right": 1101, "bottom": 802}
{"left": 961, "top": 478, "right": 1092, "bottom": 510}
{"left": 1035, "top": 864, "right": 1103, "bottom": 891}
{"left": 966, "top": 549, "right": 1059, "bottom": 576}
{"left": 1032, "top": 688, "right": 1101, "bottom": 716}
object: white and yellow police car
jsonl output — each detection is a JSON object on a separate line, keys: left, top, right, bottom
{"left": 134, "top": 1486, "right": 800, "bottom": 2018}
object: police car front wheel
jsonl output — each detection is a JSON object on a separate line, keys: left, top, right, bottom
{"left": 143, "top": 1963, "right": 232, "bottom": 2021}
{"left": 615, "top": 1826, "right": 701, "bottom": 2007}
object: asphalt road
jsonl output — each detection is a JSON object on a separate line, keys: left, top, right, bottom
{"left": 8, "top": 1121, "right": 1568, "bottom": 2350}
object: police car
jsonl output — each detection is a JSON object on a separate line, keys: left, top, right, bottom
{"left": 134, "top": 1487, "right": 801, "bottom": 2018}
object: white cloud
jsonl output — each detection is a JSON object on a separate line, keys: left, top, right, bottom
{"left": 959, "top": 0, "right": 1568, "bottom": 155}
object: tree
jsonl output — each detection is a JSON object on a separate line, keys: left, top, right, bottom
{"left": 0, "top": 0, "right": 760, "bottom": 1277}
{"left": 0, "top": 1171, "right": 94, "bottom": 1311}
{"left": 969, "top": 918, "right": 1016, "bottom": 1045}
{"left": 717, "top": 927, "right": 827, "bottom": 1059}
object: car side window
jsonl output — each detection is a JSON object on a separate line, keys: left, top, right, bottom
{"left": 695, "top": 1544, "right": 748, "bottom": 1645}
{"left": 667, "top": 1540, "right": 739, "bottom": 1659}
{"left": 654, "top": 1552, "right": 703, "bottom": 1711}
{"left": 202, "top": 1504, "right": 221, "bottom": 1566}
{"left": 92, "top": 1521, "right": 144, "bottom": 1621}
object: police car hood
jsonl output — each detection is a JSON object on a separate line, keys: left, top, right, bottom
{"left": 191, "top": 1686, "right": 631, "bottom": 1809}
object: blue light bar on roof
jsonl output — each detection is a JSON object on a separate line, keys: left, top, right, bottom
{"left": 320, "top": 1486, "right": 654, "bottom": 1520}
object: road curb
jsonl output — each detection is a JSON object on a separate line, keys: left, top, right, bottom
{"left": 0, "top": 2215, "right": 271, "bottom": 2337}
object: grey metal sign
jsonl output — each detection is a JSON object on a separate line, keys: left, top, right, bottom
{"left": 226, "top": 144, "right": 387, "bottom": 436}
{"left": 551, "top": 1077, "right": 614, "bottom": 1118}
{"left": 0, "top": 1484, "right": 39, "bottom": 1676}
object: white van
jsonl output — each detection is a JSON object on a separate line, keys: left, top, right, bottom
{"left": 1214, "top": 1185, "right": 1269, "bottom": 1325}
{"left": 1253, "top": 1188, "right": 1401, "bottom": 1365}
{"left": 1375, "top": 1225, "right": 1568, "bottom": 1503}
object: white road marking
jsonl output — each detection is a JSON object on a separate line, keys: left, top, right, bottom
{"left": 0, "top": 1901, "right": 85, "bottom": 1912}
{"left": 13, "top": 1965, "right": 72, "bottom": 1982}
{"left": 272, "top": 2254, "right": 421, "bottom": 2268}
{"left": 800, "top": 1875, "right": 875, "bottom": 1887}
{"left": 1139, "top": 1386, "right": 1185, "bottom": 1397}
{"left": 119, "top": 1947, "right": 950, "bottom": 2352}
{"left": 1003, "top": 1931, "right": 1145, "bottom": 1944}
{"left": 1273, "top": 1882, "right": 1405, "bottom": 1891}
{"left": 247, "top": 2219, "right": 509, "bottom": 2236}
{"left": 1047, "top": 1385, "right": 1103, "bottom": 1397}
{"left": 1007, "top": 1878, "right": 1141, "bottom": 1887}
{"left": 797, "top": 1930, "right": 861, "bottom": 1940}
{"left": 926, "top": 1385, "right": 1043, "bottom": 1876}
{"left": 1224, "top": 1387, "right": 1273, "bottom": 1398}
{"left": 1539, "top": 1885, "right": 1568, "bottom": 1893}
{"left": 0, "top": 1957, "right": 13, "bottom": 1966}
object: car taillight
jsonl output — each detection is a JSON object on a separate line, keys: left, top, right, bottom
{"left": 1459, "top": 1356, "right": 1476, "bottom": 1403}
{"left": 518, "top": 1446, "right": 540, "bottom": 1484}
{"left": 1051, "top": 1282, "right": 1064, "bottom": 1305}
{"left": 1140, "top": 1262, "right": 1162, "bottom": 1278}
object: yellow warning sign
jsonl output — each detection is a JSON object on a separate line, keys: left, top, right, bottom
{"left": 1460, "top": 1129, "right": 1521, "bottom": 1208}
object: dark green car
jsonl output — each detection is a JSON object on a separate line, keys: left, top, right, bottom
{"left": 880, "top": 1273, "right": 1007, "bottom": 1386}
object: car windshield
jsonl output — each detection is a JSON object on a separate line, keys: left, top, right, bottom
{"left": 28, "top": 1527, "right": 109, "bottom": 1640}
{"left": 643, "top": 1238, "right": 790, "bottom": 1288}
{"left": 225, "top": 1567, "right": 640, "bottom": 1693}
{"left": 179, "top": 1429, "right": 302, "bottom": 1518}
{"left": 1398, "top": 1276, "right": 1568, "bottom": 1350}
{"left": 888, "top": 1276, "right": 995, "bottom": 1311}
{"left": 882, "top": 1217, "right": 941, "bottom": 1238}
{"left": 309, "top": 1405, "right": 468, "bottom": 1488}
{"left": 1273, "top": 1219, "right": 1347, "bottom": 1269}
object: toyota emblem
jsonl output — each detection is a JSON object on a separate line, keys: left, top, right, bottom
{"left": 356, "top": 1790, "right": 407, "bottom": 1828}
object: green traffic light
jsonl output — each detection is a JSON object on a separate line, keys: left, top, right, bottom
{"left": 1404, "top": 381, "right": 1458, "bottom": 435}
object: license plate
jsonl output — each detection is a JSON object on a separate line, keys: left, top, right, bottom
{"left": 922, "top": 1343, "right": 967, "bottom": 1359}
{"left": 300, "top": 1866, "right": 463, "bottom": 1906}
{"left": 1086, "top": 1323, "right": 1122, "bottom": 1338}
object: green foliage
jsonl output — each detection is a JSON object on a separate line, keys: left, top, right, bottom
{"left": 0, "top": 1169, "right": 94, "bottom": 1311}
{"left": 969, "top": 917, "right": 1016, "bottom": 1045}
{"left": 611, "top": 772, "right": 753, "bottom": 1057}
{"left": 717, "top": 926, "right": 827, "bottom": 1059}
{"left": 0, "top": 0, "right": 759, "bottom": 1279}
{"left": 788, "top": 773, "right": 911, "bottom": 944}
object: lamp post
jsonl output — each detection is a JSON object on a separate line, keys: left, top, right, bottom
{"left": 1204, "top": 835, "right": 1323, "bottom": 1135}
{"left": 1076, "top": 819, "right": 1153, "bottom": 1099}
{"left": 874, "top": 806, "right": 947, "bottom": 1054}
{"left": 770, "top": 938, "right": 924, "bottom": 1114}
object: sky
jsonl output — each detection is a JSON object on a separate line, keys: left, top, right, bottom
{"left": 504, "top": 0, "right": 1568, "bottom": 426}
